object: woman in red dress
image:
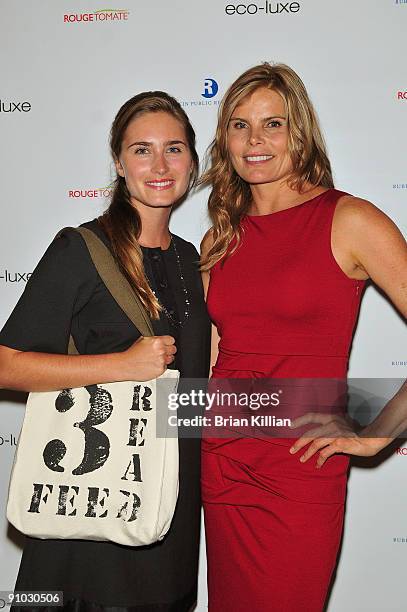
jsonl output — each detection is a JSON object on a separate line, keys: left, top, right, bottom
{"left": 200, "top": 63, "right": 407, "bottom": 611}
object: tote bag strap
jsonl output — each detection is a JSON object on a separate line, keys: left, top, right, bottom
{"left": 56, "top": 226, "right": 154, "bottom": 355}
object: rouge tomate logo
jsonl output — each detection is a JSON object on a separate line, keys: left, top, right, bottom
{"left": 68, "top": 186, "right": 113, "bottom": 199}
{"left": 64, "top": 9, "right": 130, "bottom": 23}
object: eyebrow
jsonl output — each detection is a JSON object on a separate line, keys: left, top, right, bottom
{"left": 127, "top": 139, "right": 187, "bottom": 149}
{"left": 228, "top": 115, "right": 286, "bottom": 123}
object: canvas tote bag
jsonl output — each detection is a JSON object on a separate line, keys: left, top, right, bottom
{"left": 7, "top": 227, "right": 179, "bottom": 546}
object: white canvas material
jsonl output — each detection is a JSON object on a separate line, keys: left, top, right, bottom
{"left": 7, "top": 369, "right": 179, "bottom": 547}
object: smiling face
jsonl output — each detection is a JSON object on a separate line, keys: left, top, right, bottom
{"left": 227, "top": 87, "right": 293, "bottom": 186}
{"left": 115, "top": 111, "right": 193, "bottom": 210}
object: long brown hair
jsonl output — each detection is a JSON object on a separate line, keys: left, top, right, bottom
{"left": 99, "top": 91, "right": 199, "bottom": 318}
{"left": 200, "top": 63, "right": 334, "bottom": 270}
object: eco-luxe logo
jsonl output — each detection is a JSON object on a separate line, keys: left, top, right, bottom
{"left": 64, "top": 9, "right": 130, "bottom": 23}
{"left": 0, "top": 271, "right": 32, "bottom": 284}
{"left": 0, "top": 100, "right": 31, "bottom": 113}
{"left": 0, "top": 433, "right": 17, "bottom": 448}
{"left": 225, "top": 1, "right": 301, "bottom": 15}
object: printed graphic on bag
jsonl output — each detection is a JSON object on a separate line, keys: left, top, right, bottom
{"left": 7, "top": 373, "right": 179, "bottom": 546}
{"left": 30, "top": 383, "right": 152, "bottom": 519}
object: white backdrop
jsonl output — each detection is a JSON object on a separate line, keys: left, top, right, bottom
{"left": 1, "top": 1, "right": 406, "bottom": 610}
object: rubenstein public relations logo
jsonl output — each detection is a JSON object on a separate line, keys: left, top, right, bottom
{"left": 202, "top": 79, "right": 219, "bottom": 99}
{"left": 63, "top": 9, "right": 130, "bottom": 23}
{"left": 224, "top": 1, "right": 301, "bottom": 15}
{"left": 180, "top": 79, "right": 220, "bottom": 109}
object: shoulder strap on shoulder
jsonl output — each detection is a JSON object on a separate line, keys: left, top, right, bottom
{"left": 56, "top": 226, "right": 154, "bottom": 354}
{"left": 75, "top": 226, "right": 154, "bottom": 337}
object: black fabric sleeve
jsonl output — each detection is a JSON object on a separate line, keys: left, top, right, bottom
{"left": 0, "top": 229, "right": 98, "bottom": 354}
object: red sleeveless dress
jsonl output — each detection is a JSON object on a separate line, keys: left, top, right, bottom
{"left": 202, "top": 189, "right": 365, "bottom": 612}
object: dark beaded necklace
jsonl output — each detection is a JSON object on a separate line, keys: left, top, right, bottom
{"left": 152, "top": 235, "right": 191, "bottom": 328}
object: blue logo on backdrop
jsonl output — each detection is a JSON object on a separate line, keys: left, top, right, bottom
{"left": 202, "top": 79, "right": 219, "bottom": 99}
{"left": 179, "top": 79, "right": 220, "bottom": 109}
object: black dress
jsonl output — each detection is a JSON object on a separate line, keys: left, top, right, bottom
{"left": 0, "top": 220, "right": 210, "bottom": 611}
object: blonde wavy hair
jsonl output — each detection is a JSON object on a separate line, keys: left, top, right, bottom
{"left": 200, "top": 62, "right": 334, "bottom": 270}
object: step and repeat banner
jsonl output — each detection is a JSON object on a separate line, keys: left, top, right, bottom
{"left": 0, "top": 1, "right": 406, "bottom": 610}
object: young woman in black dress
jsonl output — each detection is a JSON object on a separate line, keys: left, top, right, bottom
{"left": 0, "top": 91, "right": 210, "bottom": 611}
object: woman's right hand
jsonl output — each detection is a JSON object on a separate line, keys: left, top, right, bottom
{"left": 120, "top": 335, "right": 177, "bottom": 381}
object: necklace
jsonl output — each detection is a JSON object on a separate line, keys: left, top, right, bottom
{"left": 152, "top": 235, "right": 191, "bottom": 328}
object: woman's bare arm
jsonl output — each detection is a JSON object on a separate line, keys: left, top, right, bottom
{"left": 0, "top": 336, "right": 176, "bottom": 392}
{"left": 291, "top": 198, "right": 407, "bottom": 464}
{"left": 201, "top": 230, "right": 220, "bottom": 376}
